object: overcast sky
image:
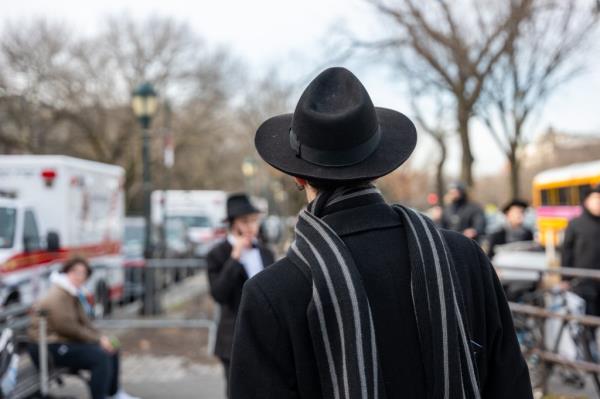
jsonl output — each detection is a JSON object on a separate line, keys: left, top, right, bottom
{"left": 4, "top": 0, "right": 600, "bottom": 177}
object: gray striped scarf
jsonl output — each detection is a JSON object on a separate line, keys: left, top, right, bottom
{"left": 287, "top": 185, "right": 481, "bottom": 399}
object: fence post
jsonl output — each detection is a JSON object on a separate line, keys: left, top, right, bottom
{"left": 207, "top": 303, "right": 220, "bottom": 356}
{"left": 38, "top": 309, "right": 49, "bottom": 397}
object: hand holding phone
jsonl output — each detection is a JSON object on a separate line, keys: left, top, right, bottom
{"left": 231, "top": 230, "right": 252, "bottom": 260}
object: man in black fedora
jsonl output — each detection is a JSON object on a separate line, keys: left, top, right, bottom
{"left": 486, "top": 199, "right": 534, "bottom": 259}
{"left": 206, "top": 193, "right": 275, "bottom": 397}
{"left": 230, "top": 67, "right": 532, "bottom": 398}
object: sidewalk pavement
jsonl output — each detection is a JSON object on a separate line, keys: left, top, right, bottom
{"left": 49, "top": 354, "right": 225, "bottom": 399}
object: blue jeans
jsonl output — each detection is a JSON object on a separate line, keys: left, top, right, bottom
{"left": 29, "top": 342, "right": 120, "bottom": 399}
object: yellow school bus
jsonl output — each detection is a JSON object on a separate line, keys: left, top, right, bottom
{"left": 532, "top": 160, "right": 600, "bottom": 246}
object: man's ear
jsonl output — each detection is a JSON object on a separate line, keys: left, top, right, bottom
{"left": 294, "top": 177, "right": 307, "bottom": 187}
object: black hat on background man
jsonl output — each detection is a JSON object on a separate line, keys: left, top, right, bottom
{"left": 254, "top": 67, "right": 417, "bottom": 183}
{"left": 501, "top": 199, "right": 529, "bottom": 214}
{"left": 447, "top": 181, "right": 467, "bottom": 192}
{"left": 225, "top": 193, "right": 260, "bottom": 223}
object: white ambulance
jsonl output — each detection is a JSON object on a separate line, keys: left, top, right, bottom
{"left": 0, "top": 155, "right": 125, "bottom": 315}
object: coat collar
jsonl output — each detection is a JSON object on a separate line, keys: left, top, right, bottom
{"left": 321, "top": 193, "right": 402, "bottom": 237}
{"left": 50, "top": 271, "right": 78, "bottom": 297}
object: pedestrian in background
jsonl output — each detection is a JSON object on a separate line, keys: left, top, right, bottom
{"left": 562, "top": 185, "right": 600, "bottom": 316}
{"left": 230, "top": 67, "right": 531, "bottom": 399}
{"left": 28, "top": 257, "right": 139, "bottom": 399}
{"left": 206, "top": 193, "right": 275, "bottom": 397}
{"left": 486, "top": 199, "right": 534, "bottom": 259}
{"left": 441, "top": 181, "right": 487, "bottom": 242}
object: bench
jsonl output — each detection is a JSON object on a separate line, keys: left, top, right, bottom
{"left": 10, "top": 358, "right": 68, "bottom": 399}
{"left": 0, "top": 305, "right": 80, "bottom": 399}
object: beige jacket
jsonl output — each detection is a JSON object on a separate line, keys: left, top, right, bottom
{"left": 28, "top": 281, "right": 100, "bottom": 344}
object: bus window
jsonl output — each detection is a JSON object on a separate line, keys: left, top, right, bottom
{"left": 541, "top": 189, "right": 551, "bottom": 205}
{"left": 558, "top": 187, "right": 570, "bottom": 205}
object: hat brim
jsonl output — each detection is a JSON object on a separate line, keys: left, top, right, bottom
{"left": 255, "top": 107, "right": 417, "bottom": 182}
{"left": 502, "top": 200, "right": 529, "bottom": 213}
{"left": 222, "top": 206, "right": 262, "bottom": 223}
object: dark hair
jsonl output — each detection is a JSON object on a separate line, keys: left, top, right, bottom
{"left": 61, "top": 256, "right": 92, "bottom": 278}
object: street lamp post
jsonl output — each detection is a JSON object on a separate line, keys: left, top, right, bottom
{"left": 131, "top": 82, "right": 158, "bottom": 315}
{"left": 241, "top": 157, "right": 257, "bottom": 195}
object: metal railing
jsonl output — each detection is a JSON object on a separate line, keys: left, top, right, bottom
{"left": 495, "top": 263, "right": 600, "bottom": 395}
{"left": 102, "top": 258, "right": 218, "bottom": 356}
{"left": 121, "top": 258, "right": 207, "bottom": 315}
{"left": 0, "top": 305, "right": 52, "bottom": 399}
{"left": 496, "top": 263, "right": 600, "bottom": 281}
{"left": 0, "top": 259, "right": 217, "bottom": 397}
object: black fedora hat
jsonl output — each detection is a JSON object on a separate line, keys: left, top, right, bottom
{"left": 255, "top": 67, "right": 417, "bottom": 182}
{"left": 501, "top": 199, "right": 529, "bottom": 214}
{"left": 225, "top": 193, "right": 260, "bottom": 222}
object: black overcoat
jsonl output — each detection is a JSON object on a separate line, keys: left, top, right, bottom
{"left": 207, "top": 239, "right": 275, "bottom": 361}
{"left": 230, "top": 195, "right": 532, "bottom": 399}
{"left": 486, "top": 226, "right": 534, "bottom": 259}
{"left": 562, "top": 209, "right": 600, "bottom": 315}
{"left": 441, "top": 199, "right": 487, "bottom": 240}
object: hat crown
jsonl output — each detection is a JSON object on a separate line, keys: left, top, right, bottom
{"left": 226, "top": 193, "right": 259, "bottom": 221}
{"left": 254, "top": 66, "right": 417, "bottom": 182}
{"left": 292, "top": 67, "right": 379, "bottom": 151}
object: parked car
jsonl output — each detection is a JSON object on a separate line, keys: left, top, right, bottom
{"left": 122, "top": 217, "right": 146, "bottom": 302}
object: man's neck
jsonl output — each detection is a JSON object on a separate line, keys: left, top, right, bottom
{"left": 305, "top": 186, "right": 318, "bottom": 202}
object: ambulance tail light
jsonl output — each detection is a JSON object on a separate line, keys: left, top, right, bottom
{"left": 41, "top": 169, "right": 57, "bottom": 187}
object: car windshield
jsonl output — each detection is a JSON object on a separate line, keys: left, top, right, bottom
{"left": 124, "top": 224, "right": 145, "bottom": 257}
{"left": 125, "top": 224, "right": 144, "bottom": 243}
{"left": 0, "top": 207, "right": 17, "bottom": 249}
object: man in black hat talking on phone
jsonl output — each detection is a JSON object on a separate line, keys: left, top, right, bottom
{"left": 229, "top": 67, "right": 532, "bottom": 398}
{"left": 207, "top": 193, "right": 275, "bottom": 397}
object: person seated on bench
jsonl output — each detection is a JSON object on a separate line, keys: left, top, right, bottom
{"left": 28, "top": 256, "right": 140, "bottom": 399}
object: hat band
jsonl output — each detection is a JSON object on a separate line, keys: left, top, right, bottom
{"left": 289, "top": 126, "right": 382, "bottom": 167}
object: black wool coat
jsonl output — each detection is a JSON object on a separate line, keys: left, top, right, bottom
{"left": 486, "top": 226, "right": 534, "bottom": 259}
{"left": 563, "top": 208, "right": 600, "bottom": 271}
{"left": 230, "top": 195, "right": 532, "bottom": 399}
{"left": 441, "top": 199, "right": 487, "bottom": 240}
{"left": 562, "top": 208, "right": 600, "bottom": 314}
{"left": 207, "top": 239, "right": 275, "bottom": 361}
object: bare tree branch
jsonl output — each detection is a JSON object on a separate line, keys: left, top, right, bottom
{"left": 478, "top": 0, "right": 599, "bottom": 197}
{"left": 356, "top": 0, "right": 536, "bottom": 186}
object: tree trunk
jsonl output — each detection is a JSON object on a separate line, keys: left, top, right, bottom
{"left": 435, "top": 135, "right": 447, "bottom": 205}
{"left": 458, "top": 103, "right": 474, "bottom": 187}
{"left": 509, "top": 145, "right": 520, "bottom": 199}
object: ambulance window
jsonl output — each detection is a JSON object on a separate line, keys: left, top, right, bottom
{"left": 0, "top": 207, "right": 16, "bottom": 248}
{"left": 24, "top": 210, "right": 41, "bottom": 251}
